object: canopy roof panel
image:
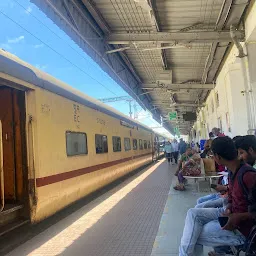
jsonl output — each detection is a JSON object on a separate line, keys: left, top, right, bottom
{"left": 31, "top": 0, "right": 249, "bottom": 134}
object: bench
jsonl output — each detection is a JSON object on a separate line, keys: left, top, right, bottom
{"left": 183, "top": 158, "right": 223, "bottom": 192}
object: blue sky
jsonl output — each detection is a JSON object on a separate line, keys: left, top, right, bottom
{"left": 0, "top": 0, "right": 172, "bottom": 137}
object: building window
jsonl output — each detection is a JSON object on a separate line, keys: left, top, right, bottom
{"left": 66, "top": 131, "right": 88, "bottom": 156}
{"left": 112, "top": 136, "right": 121, "bottom": 152}
{"left": 133, "top": 139, "right": 137, "bottom": 150}
{"left": 148, "top": 140, "right": 151, "bottom": 148}
{"left": 226, "top": 112, "right": 231, "bottom": 132}
{"left": 211, "top": 99, "right": 214, "bottom": 113}
{"left": 218, "top": 117, "right": 222, "bottom": 132}
{"left": 216, "top": 92, "right": 220, "bottom": 107}
{"left": 95, "top": 134, "right": 108, "bottom": 154}
{"left": 139, "top": 139, "right": 143, "bottom": 150}
{"left": 144, "top": 140, "right": 148, "bottom": 149}
{"left": 124, "top": 138, "right": 131, "bottom": 151}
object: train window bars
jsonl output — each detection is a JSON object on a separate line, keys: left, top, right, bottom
{"left": 133, "top": 139, "right": 137, "bottom": 150}
{"left": 139, "top": 139, "right": 143, "bottom": 150}
{"left": 95, "top": 134, "right": 108, "bottom": 154}
{"left": 66, "top": 131, "right": 88, "bottom": 156}
{"left": 144, "top": 140, "right": 148, "bottom": 149}
{"left": 112, "top": 136, "right": 121, "bottom": 152}
{"left": 124, "top": 138, "right": 131, "bottom": 151}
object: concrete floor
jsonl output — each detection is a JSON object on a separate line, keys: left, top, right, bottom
{"left": 4, "top": 160, "right": 214, "bottom": 256}
{"left": 151, "top": 174, "right": 212, "bottom": 256}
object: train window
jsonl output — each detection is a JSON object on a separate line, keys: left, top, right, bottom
{"left": 139, "top": 139, "right": 143, "bottom": 150}
{"left": 144, "top": 140, "right": 148, "bottom": 149}
{"left": 112, "top": 136, "right": 121, "bottom": 152}
{"left": 133, "top": 139, "right": 137, "bottom": 150}
{"left": 95, "top": 134, "right": 108, "bottom": 154}
{"left": 66, "top": 132, "right": 88, "bottom": 156}
{"left": 124, "top": 138, "right": 131, "bottom": 151}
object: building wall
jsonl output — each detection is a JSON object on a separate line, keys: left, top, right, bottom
{"left": 192, "top": 1, "right": 256, "bottom": 141}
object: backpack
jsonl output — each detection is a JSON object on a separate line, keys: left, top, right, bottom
{"left": 236, "top": 165, "right": 256, "bottom": 255}
{"left": 237, "top": 165, "right": 256, "bottom": 202}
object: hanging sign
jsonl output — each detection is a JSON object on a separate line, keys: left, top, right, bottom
{"left": 169, "top": 112, "right": 177, "bottom": 120}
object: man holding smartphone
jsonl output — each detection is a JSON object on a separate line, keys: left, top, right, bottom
{"left": 179, "top": 137, "right": 256, "bottom": 256}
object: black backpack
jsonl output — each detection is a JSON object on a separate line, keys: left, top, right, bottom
{"left": 236, "top": 165, "right": 256, "bottom": 255}
{"left": 237, "top": 165, "right": 256, "bottom": 202}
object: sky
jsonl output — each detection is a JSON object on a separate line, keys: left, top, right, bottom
{"left": 0, "top": 0, "right": 172, "bottom": 138}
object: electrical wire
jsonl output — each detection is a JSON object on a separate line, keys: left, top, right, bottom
{"left": 0, "top": 7, "right": 118, "bottom": 96}
{"left": 12, "top": 0, "right": 103, "bottom": 72}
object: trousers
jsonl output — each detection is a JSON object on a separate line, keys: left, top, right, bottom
{"left": 179, "top": 207, "right": 245, "bottom": 256}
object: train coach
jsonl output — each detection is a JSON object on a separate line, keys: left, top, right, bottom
{"left": 0, "top": 50, "right": 169, "bottom": 233}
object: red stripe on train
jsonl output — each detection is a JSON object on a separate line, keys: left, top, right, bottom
{"left": 36, "top": 152, "right": 153, "bottom": 187}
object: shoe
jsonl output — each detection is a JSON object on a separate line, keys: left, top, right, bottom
{"left": 173, "top": 185, "right": 185, "bottom": 191}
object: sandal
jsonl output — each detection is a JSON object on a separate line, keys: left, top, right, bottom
{"left": 173, "top": 185, "right": 185, "bottom": 191}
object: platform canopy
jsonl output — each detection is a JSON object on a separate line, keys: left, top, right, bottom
{"left": 31, "top": 0, "right": 249, "bottom": 135}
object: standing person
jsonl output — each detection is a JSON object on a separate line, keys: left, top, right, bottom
{"left": 195, "top": 142, "right": 200, "bottom": 153}
{"left": 164, "top": 141, "right": 173, "bottom": 164}
{"left": 211, "top": 128, "right": 226, "bottom": 172}
{"left": 212, "top": 127, "right": 225, "bottom": 137}
{"left": 209, "top": 132, "right": 215, "bottom": 140}
{"left": 200, "top": 139, "right": 212, "bottom": 158}
{"left": 171, "top": 139, "right": 179, "bottom": 164}
{"left": 179, "top": 138, "right": 187, "bottom": 155}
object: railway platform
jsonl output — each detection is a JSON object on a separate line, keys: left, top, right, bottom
{"left": 3, "top": 159, "right": 208, "bottom": 256}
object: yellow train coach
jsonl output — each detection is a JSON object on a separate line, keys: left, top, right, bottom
{"left": 0, "top": 50, "right": 169, "bottom": 233}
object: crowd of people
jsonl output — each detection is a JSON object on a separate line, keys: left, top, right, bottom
{"left": 164, "top": 128, "right": 256, "bottom": 256}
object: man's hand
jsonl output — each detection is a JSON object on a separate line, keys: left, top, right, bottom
{"left": 222, "top": 203, "right": 232, "bottom": 217}
{"left": 222, "top": 213, "right": 241, "bottom": 231}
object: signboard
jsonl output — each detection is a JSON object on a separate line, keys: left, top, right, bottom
{"left": 174, "top": 127, "right": 180, "bottom": 138}
{"left": 120, "top": 120, "right": 134, "bottom": 129}
{"left": 168, "top": 112, "right": 177, "bottom": 120}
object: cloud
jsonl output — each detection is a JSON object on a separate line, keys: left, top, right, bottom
{"left": 35, "top": 64, "right": 47, "bottom": 70}
{"left": 34, "top": 44, "right": 44, "bottom": 49}
{"left": 7, "top": 36, "right": 24, "bottom": 44}
{"left": 0, "top": 43, "right": 11, "bottom": 50}
{"left": 25, "top": 6, "right": 32, "bottom": 14}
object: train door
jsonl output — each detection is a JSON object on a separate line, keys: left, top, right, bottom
{"left": 0, "top": 86, "right": 28, "bottom": 234}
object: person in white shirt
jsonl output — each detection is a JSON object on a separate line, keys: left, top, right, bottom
{"left": 171, "top": 139, "right": 179, "bottom": 164}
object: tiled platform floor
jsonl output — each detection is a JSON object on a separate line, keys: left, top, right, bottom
{"left": 151, "top": 178, "right": 211, "bottom": 256}
{"left": 7, "top": 159, "right": 174, "bottom": 256}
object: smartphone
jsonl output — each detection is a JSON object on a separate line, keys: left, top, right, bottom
{"left": 218, "top": 216, "right": 228, "bottom": 227}
{"left": 210, "top": 184, "right": 217, "bottom": 189}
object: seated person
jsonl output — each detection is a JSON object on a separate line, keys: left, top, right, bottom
{"left": 200, "top": 139, "right": 212, "bottom": 158}
{"left": 195, "top": 184, "right": 228, "bottom": 209}
{"left": 195, "top": 136, "right": 241, "bottom": 209}
{"left": 174, "top": 148, "right": 201, "bottom": 191}
{"left": 179, "top": 137, "right": 256, "bottom": 256}
{"left": 235, "top": 135, "right": 256, "bottom": 169}
{"left": 211, "top": 135, "right": 256, "bottom": 255}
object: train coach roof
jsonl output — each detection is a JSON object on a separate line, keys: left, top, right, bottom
{"left": 0, "top": 49, "right": 156, "bottom": 133}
